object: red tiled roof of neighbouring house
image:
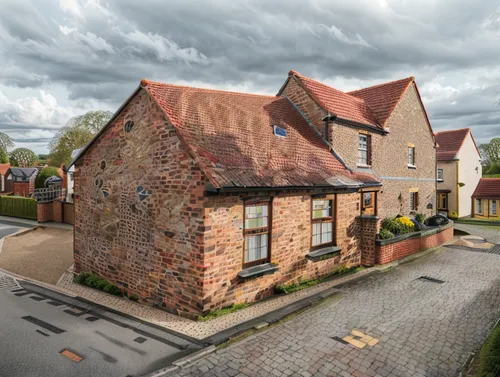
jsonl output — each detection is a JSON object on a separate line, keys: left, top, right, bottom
{"left": 472, "top": 178, "right": 500, "bottom": 198}
{"left": 347, "top": 77, "right": 414, "bottom": 127}
{"left": 435, "top": 128, "right": 478, "bottom": 161}
{"left": 286, "top": 70, "right": 382, "bottom": 129}
{"left": 0, "top": 163, "right": 10, "bottom": 176}
{"left": 141, "top": 80, "right": 380, "bottom": 189}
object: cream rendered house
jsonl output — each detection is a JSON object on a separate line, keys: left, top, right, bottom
{"left": 436, "top": 128, "right": 481, "bottom": 218}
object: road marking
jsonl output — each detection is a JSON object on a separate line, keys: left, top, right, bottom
{"left": 60, "top": 349, "right": 83, "bottom": 363}
{"left": 342, "top": 329, "right": 380, "bottom": 349}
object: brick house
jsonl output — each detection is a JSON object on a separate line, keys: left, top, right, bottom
{"left": 435, "top": 128, "right": 482, "bottom": 218}
{"left": 278, "top": 71, "right": 436, "bottom": 218}
{"left": 6, "top": 167, "right": 38, "bottom": 197}
{"left": 472, "top": 178, "right": 500, "bottom": 219}
{"left": 71, "top": 80, "right": 386, "bottom": 318}
{"left": 0, "top": 163, "right": 11, "bottom": 193}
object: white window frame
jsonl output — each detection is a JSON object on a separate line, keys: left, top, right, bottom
{"left": 358, "top": 134, "right": 370, "bottom": 166}
{"left": 243, "top": 202, "right": 270, "bottom": 267}
{"left": 311, "top": 198, "right": 334, "bottom": 247}
{"left": 437, "top": 168, "right": 443, "bottom": 182}
{"left": 408, "top": 147, "right": 416, "bottom": 167}
{"left": 492, "top": 201, "right": 497, "bottom": 216}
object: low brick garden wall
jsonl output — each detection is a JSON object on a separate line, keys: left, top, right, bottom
{"left": 375, "top": 222, "right": 454, "bottom": 265}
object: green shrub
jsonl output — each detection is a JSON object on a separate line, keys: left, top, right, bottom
{"left": 379, "top": 229, "right": 395, "bottom": 239}
{"left": 415, "top": 213, "right": 426, "bottom": 224}
{"left": 35, "top": 166, "right": 61, "bottom": 189}
{"left": 0, "top": 196, "right": 37, "bottom": 220}
{"left": 198, "top": 303, "right": 250, "bottom": 322}
{"left": 474, "top": 325, "right": 500, "bottom": 377}
{"left": 381, "top": 217, "right": 404, "bottom": 235}
{"left": 74, "top": 272, "right": 123, "bottom": 297}
{"left": 129, "top": 294, "right": 140, "bottom": 302}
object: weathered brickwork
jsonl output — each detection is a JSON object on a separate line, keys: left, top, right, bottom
{"left": 74, "top": 89, "right": 208, "bottom": 318}
{"left": 376, "top": 226, "right": 454, "bottom": 265}
{"left": 281, "top": 80, "right": 436, "bottom": 219}
{"left": 358, "top": 215, "right": 381, "bottom": 266}
{"left": 201, "top": 191, "right": 362, "bottom": 313}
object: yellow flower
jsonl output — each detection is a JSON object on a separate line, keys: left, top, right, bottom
{"left": 397, "top": 216, "right": 414, "bottom": 228}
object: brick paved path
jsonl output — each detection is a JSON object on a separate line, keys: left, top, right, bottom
{"left": 172, "top": 247, "right": 500, "bottom": 377}
{"left": 454, "top": 223, "right": 500, "bottom": 244}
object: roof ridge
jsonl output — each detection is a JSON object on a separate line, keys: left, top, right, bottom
{"left": 347, "top": 76, "right": 415, "bottom": 94}
{"left": 140, "top": 79, "right": 277, "bottom": 99}
{"left": 435, "top": 128, "right": 470, "bottom": 135}
{"left": 287, "top": 70, "right": 367, "bottom": 104}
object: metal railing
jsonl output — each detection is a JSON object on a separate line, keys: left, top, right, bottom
{"left": 34, "top": 187, "right": 66, "bottom": 204}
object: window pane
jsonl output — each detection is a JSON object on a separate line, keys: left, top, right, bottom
{"left": 312, "top": 200, "right": 332, "bottom": 219}
{"left": 245, "top": 234, "right": 268, "bottom": 262}
{"left": 364, "top": 193, "right": 373, "bottom": 207}
{"left": 410, "top": 193, "right": 415, "bottom": 210}
{"left": 245, "top": 204, "right": 268, "bottom": 229}
{"left": 321, "top": 222, "right": 333, "bottom": 243}
{"left": 408, "top": 147, "right": 415, "bottom": 165}
{"left": 492, "top": 202, "right": 497, "bottom": 215}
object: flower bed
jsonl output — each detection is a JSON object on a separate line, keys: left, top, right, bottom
{"left": 375, "top": 222, "right": 454, "bottom": 264}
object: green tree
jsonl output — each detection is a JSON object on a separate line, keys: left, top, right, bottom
{"left": 0, "top": 132, "right": 13, "bottom": 153}
{"left": 0, "top": 149, "right": 9, "bottom": 164}
{"left": 49, "top": 110, "right": 112, "bottom": 167}
{"left": 9, "top": 148, "right": 37, "bottom": 167}
{"left": 35, "top": 166, "right": 61, "bottom": 189}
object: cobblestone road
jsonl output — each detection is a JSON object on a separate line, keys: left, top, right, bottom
{"left": 454, "top": 222, "right": 500, "bottom": 244}
{"left": 172, "top": 247, "right": 500, "bottom": 377}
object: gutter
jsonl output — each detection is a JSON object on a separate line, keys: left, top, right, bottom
{"left": 206, "top": 182, "right": 382, "bottom": 194}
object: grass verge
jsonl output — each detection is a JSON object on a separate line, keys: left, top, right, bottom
{"left": 470, "top": 324, "right": 500, "bottom": 377}
{"left": 198, "top": 303, "right": 250, "bottom": 322}
{"left": 74, "top": 272, "right": 123, "bottom": 297}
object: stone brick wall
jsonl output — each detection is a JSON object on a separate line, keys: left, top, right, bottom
{"left": 376, "top": 226, "right": 454, "bottom": 265}
{"left": 358, "top": 216, "right": 381, "bottom": 266}
{"left": 281, "top": 80, "right": 436, "bottom": 219}
{"left": 201, "top": 191, "right": 362, "bottom": 313}
{"left": 74, "top": 89, "right": 208, "bottom": 318}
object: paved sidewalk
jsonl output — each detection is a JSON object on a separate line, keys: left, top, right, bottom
{"left": 168, "top": 247, "right": 500, "bottom": 377}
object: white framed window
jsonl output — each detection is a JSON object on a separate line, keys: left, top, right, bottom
{"left": 476, "top": 199, "right": 482, "bottom": 215}
{"left": 358, "top": 134, "right": 370, "bottom": 165}
{"left": 408, "top": 147, "right": 415, "bottom": 166}
{"left": 437, "top": 168, "right": 443, "bottom": 181}
{"left": 492, "top": 201, "right": 497, "bottom": 216}
{"left": 311, "top": 199, "right": 334, "bottom": 247}
{"left": 244, "top": 203, "right": 270, "bottom": 267}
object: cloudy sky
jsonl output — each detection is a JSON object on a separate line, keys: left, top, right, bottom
{"left": 0, "top": 0, "right": 499, "bottom": 153}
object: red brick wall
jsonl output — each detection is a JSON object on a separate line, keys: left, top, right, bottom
{"left": 63, "top": 203, "right": 74, "bottom": 225}
{"left": 37, "top": 203, "right": 53, "bottom": 222}
{"left": 74, "top": 89, "right": 208, "bottom": 318}
{"left": 376, "top": 226, "right": 454, "bottom": 265}
{"left": 53, "top": 200, "right": 63, "bottom": 223}
{"left": 13, "top": 182, "right": 30, "bottom": 197}
{"left": 201, "top": 191, "right": 362, "bottom": 313}
{"left": 281, "top": 79, "right": 436, "bottom": 219}
{"left": 359, "top": 216, "right": 381, "bottom": 266}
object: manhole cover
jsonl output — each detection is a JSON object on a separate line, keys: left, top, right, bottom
{"left": 416, "top": 276, "right": 445, "bottom": 284}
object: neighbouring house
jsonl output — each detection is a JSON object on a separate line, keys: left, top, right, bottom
{"left": 435, "top": 128, "right": 482, "bottom": 218}
{"left": 65, "top": 148, "right": 82, "bottom": 203}
{"left": 70, "top": 80, "right": 387, "bottom": 318}
{"left": 472, "top": 178, "right": 500, "bottom": 220}
{"left": 278, "top": 71, "right": 437, "bottom": 218}
{"left": 0, "top": 163, "right": 11, "bottom": 194}
{"left": 7, "top": 168, "right": 38, "bottom": 197}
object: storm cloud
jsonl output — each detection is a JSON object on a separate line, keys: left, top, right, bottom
{"left": 0, "top": 0, "right": 499, "bottom": 152}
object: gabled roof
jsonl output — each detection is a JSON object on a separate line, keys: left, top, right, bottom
{"left": 8, "top": 167, "right": 37, "bottom": 178}
{"left": 283, "top": 70, "right": 382, "bottom": 129}
{"left": 141, "top": 80, "right": 379, "bottom": 190}
{"left": 435, "top": 128, "right": 480, "bottom": 161}
{"left": 0, "top": 163, "right": 10, "bottom": 176}
{"left": 472, "top": 178, "right": 500, "bottom": 198}
{"left": 347, "top": 77, "right": 414, "bottom": 127}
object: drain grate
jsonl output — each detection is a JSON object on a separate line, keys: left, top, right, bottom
{"left": 416, "top": 276, "right": 445, "bottom": 284}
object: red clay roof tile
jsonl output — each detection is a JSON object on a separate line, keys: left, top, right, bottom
{"left": 472, "top": 178, "right": 500, "bottom": 198}
{"left": 347, "top": 77, "right": 414, "bottom": 127}
{"left": 288, "top": 70, "right": 382, "bottom": 129}
{"left": 0, "top": 163, "right": 10, "bottom": 176}
{"left": 435, "top": 128, "right": 472, "bottom": 161}
{"left": 142, "top": 80, "right": 379, "bottom": 189}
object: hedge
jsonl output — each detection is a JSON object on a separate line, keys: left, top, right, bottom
{"left": 0, "top": 196, "right": 37, "bottom": 220}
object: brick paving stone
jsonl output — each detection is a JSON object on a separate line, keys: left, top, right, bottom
{"left": 169, "top": 247, "right": 500, "bottom": 377}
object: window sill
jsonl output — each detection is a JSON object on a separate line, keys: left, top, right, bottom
{"left": 307, "top": 246, "right": 341, "bottom": 262}
{"left": 408, "top": 164, "right": 417, "bottom": 169}
{"left": 437, "top": 179, "right": 443, "bottom": 182}
{"left": 238, "top": 263, "right": 278, "bottom": 280}
{"left": 357, "top": 164, "right": 372, "bottom": 169}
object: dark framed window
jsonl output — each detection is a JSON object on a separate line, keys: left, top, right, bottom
{"left": 361, "top": 192, "right": 376, "bottom": 215}
{"left": 408, "top": 147, "right": 415, "bottom": 166}
{"left": 311, "top": 198, "right": 334, "bottom": 247}
{"left": 410, "top": 192, "right": 419, "bottom": 211}
{"left": 476, "top": 199, "right": 482, "bottom": 215}
{"left": 437, "top": 168, "right": 443, "bottom": 181}
{"left": 438, "top": 193, "right": 448, "bottom": 210}
{"left": 492, "top": 201, "right": 497, "bottom": 216}
{"left": 358, "top": 134, "right": 371, "bottom": 165}
{"left": 243, "top": 202, "right": 270, "bottom": 268}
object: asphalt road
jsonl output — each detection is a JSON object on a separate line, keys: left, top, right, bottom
{"left": 0, "top": 272, "right": 201, "bottom": 377}
{"left": 0, "top": 219, "right": 24, "bottom": 239}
